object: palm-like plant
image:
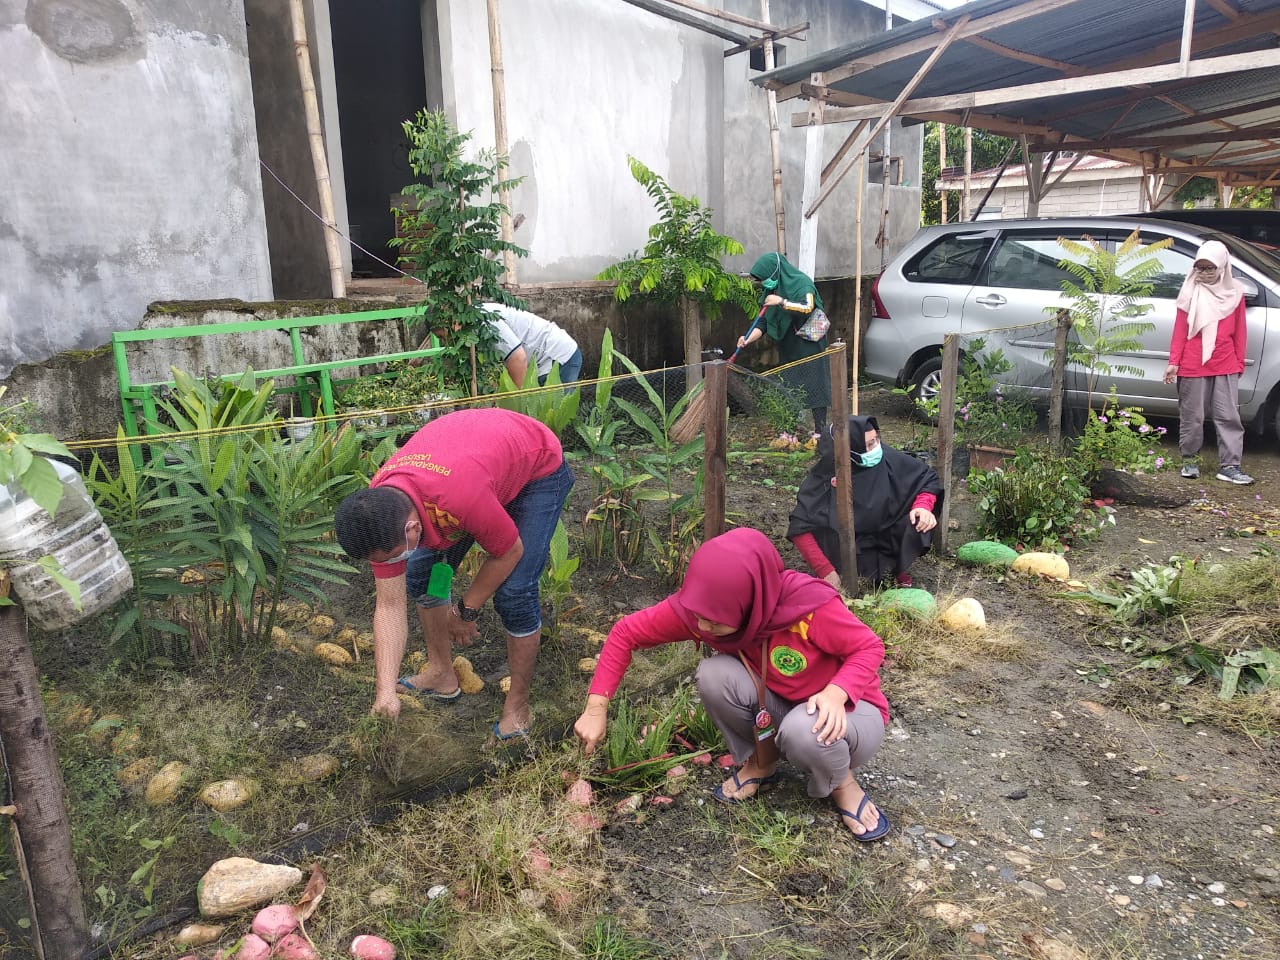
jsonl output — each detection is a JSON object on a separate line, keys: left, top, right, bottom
{"left": 598, "top": 157, "right": 756, "bottom": 387}
{"left": 1052, "top": 230, "right": 1172, "bottom": 410}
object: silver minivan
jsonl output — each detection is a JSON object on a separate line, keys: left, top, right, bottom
{"left": 863, "top": 217, "right": 1280, "bottom": 440}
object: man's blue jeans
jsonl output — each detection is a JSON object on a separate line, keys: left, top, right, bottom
{"left": 405, "top": 459, "right": 574, "bottom": 636}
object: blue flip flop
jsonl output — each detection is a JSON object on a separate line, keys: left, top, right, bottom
{"left": 836, "top": 793, "right": 891, "bottom": 842}
{"left": 492, "top": 720, "right": 530, "bottom": 741}
{"left": 397, "top": 677, "right": 462, "bottom": 701}
{"left": 712, "top": 769, "right": 780, "bottom": 805}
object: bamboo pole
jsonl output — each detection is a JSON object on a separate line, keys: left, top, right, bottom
{"left": 962, "top": 126, "right": 973, "bottom": 222}
{"left": 828, "top": 342, "right": 858, "bottom": 597}
{"left": 762, "top": 0, "right": 786, "bottom": 254}
{"left": 289, "top": 0, "right": 345, "bottom": 299}
{"left": 487, "top": 0, "right": 517, "bottom": 285}
{"left": 703, "top": 360, "right": 728, "bottom": 541}
{"left": 852, "top": 150, "right": 865, "bottom": 415}
{"left": 939, "top": 121, "right": 948, "bottom": 223}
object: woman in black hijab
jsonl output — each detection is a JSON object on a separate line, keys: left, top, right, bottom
{"left": 787, "top": 415, "right": 943, "bottom": 589}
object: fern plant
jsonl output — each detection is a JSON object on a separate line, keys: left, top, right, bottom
{"left": 597, "top": 157, "right": 756, "bottom": 386}
{"left": 1050, "top": 230, "right": 1172, "bottom": 411}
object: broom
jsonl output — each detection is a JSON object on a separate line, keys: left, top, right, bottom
{"left": 671, "top": 304, "right": 768, "bottom": 445}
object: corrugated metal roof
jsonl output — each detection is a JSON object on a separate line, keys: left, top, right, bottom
{"left": 757, "top": 0, "right": 1280, "bottom": 182}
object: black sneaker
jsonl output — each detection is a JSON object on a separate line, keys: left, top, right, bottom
{"left": 1216, "top": 465, "right": 1254, "bottom": 485}
{"left": 1180, "top": 462, "right": 1199, "bottom": 479}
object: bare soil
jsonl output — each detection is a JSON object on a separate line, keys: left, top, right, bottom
{"left": 4, "top": 386, "right": 1279, "bottom": 959}
{"left": 569, "top": 387, "right": 1280, "bottom": 959}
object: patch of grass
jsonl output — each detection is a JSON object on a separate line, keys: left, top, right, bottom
{"left": 580, "top": 916, "right": 665, "bottom": 959}
{"left": 856, "top": 589, "right": 1024, "bottom": 700}
{"left": 728, "top": 804, "right": 810, "bottom": 873}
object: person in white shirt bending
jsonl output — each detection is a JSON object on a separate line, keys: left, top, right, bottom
{"left": 482, "top": 303, "right": 583, "bottom": 387}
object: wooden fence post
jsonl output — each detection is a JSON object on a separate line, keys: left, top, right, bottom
{"left": 0, "top": 602, "right": 89, "bottom": 960}
{"left": 936, "top": 336, "right": 960, "bottom": 555}
{"left": 702, "top": 360, "right": 728, "bottom": 542}
{"left": 828, "top": 343, "right": 859, "bottom": 597}
{"left": 1049, "top": 310, "right": 1073, "bottom": 453}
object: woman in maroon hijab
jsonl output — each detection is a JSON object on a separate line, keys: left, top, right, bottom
{"left": 574, "top": 528, "right": 891, "bottom": 841}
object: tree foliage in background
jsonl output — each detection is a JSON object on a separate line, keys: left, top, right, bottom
{"left": 597, "top": 157, "right": 757, "bottom": 377}
{"left": 1172, "top": 176, "right": 1275, "bottom": 209}
{"left": 920, "top": 124, "right": 1017, "bottom": 226}
{"left": 391, "top": 109, "right": 528, "bottom": 390}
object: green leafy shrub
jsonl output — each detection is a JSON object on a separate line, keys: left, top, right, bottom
{"left": 969, "top": 449, "right": 1100, "bottom": 548}
{"left": 391, "top": 109, "right": 526, "bottom": 391}
{"left": 1073, "top": 388, "right": 1171, "bottom": 479}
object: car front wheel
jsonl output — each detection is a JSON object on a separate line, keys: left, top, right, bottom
{"left": 908, "top": 355, "right": 944, "bottom": 413}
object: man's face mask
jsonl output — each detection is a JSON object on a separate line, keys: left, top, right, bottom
{"left": 386, "top": 519, "right": 419, "bottom": 564}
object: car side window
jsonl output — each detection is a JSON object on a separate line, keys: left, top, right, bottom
{"left": 1137, "top": 243, "right": 1195, "bottom": 299}
{"left": 986, "top": 233, "right": 1091, "bottom": 291}
{"left": 904, "top": 233, "right": 995, "bottom": 284}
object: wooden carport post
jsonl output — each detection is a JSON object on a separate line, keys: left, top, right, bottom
{"left": 935, "top": 335, "right": 960, "bottom": 555}
{"left": 702, "top": 359, "right": 729, "bottom": 542}
{"left": 1049, "top": 310, "right": 1073, "bottom": 453}
{"left": 828, "top": 342, "right": 858, "bottom": 597}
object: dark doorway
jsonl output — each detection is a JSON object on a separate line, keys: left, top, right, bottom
{"left": 330, "top": 0, "right": 432, "bottom": 277}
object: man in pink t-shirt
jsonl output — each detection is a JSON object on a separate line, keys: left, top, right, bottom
{"left": 335, "top": 408, "right": 573, "bottom": 737}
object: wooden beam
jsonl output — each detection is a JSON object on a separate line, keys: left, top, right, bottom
{"left": 799, "top": 82, "right": 880, "bottom": 108}
{"left": 961, "top": 34, "right": 1080, "bottom": 74}
{"left": 1120, "top": 92, "right": 1280, "bottom": 137}
{"left": 722, "top": 20, "right": 808, "bottom": 57}
{"left": 1204, "top": 0, "right": 1240, "bottom": 20}
{"left": 809, "top": 0, "right": 1088, "bottom": 94}
{"left": 617, "top": 0, "right": 749, "bottom": 44}
{"left": 1033, "top": 124, "right": 1280, "bottom": 152}
{"left": 1104, "top": 8, "right": 1280, "bottom": 74}
{"left": 805, "top": 15, "right": 970, "bottom": 218}
{"left": 817, "top": 49, "right": 1280, "bottom": 123}
{"left": 1180, "top": 0, "right": 1197, "bottom": 73}
{"left": 821, "top": 119, "right": 869, "bottom": 183}
{"left": 662, "top": 0, "right": 776, "bottom": 32}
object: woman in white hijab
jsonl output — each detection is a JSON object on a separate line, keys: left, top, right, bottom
{"left": 1163, "top": 240, "right": 1253, "bottom": 485}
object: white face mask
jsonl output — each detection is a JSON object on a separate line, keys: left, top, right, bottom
{"left": 386, "top": 519, "right": 419, "bottom": 563}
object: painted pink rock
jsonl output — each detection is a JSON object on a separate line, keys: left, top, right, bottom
{"left": 716, "top": 754, "right": 736, "bottom": 768}
{"left": 649, "top": 795, "right": 675, "bottom": 806}
{"left": 564, "top": 778, "right": 593, "bottom": 806}
{"left": 665, "top": 765, "right": 688, "bottom": 779}
{"left": 273, "top": 933, "right": 318, "bottom": 960}
{"left": 251, "top": 904, "right": 298, "bottom": 943}
{"left": 350, "top": 934, "right": 397, "bottom": 960}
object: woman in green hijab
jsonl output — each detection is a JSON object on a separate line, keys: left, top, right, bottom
{"left": 740, "top": 253, "right": 832, "bottom": 433}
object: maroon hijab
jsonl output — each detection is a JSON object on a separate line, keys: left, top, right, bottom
{"left": 671, "top": 528, "right": 838, "bottom": 651}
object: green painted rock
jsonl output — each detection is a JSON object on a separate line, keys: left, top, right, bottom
{"left": 955, "top": 540, "right": 1019, "bottom": 568}
{"left": 877, "top": 588, "right": 937, "bottom": 619}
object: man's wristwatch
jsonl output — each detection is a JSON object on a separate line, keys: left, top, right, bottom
{"left": 453, "top": 597, "right": 481, "bottom": 622}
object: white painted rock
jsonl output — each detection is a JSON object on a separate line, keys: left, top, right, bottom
{"left": 939, "top": 598, "right": 986, "bottom": 632}
{"left": 173, "top": 923, "right": 224, "bottom": 947}
{"left": 197, "top": 857, "right": 303, "bottom": 918}
{"left": 199, "top": 778, "right": 257, "bottom": 811}
{"left": 145, "top": 760, "right": 187, "bottom": 805}
{"left": 1010, "top": 551, "right": 1070, "bottom": 580}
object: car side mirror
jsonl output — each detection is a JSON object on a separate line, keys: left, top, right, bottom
{"left": 1237, "top": 275, "right": 1259, "bottom": 301}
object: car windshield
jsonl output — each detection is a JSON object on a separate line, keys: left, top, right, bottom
{"left": 1204, "top": 230, "right": 1280, "bottom": 278}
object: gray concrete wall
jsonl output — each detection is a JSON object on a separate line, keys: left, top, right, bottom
{"left": 0, "top": 0, "right": 274, "bottom": 378}
{"left": 434, "top": 0, "right": 726, "bottom": 283}
{"left": 721, "top": 0, "right": 923, "bottom": 279}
